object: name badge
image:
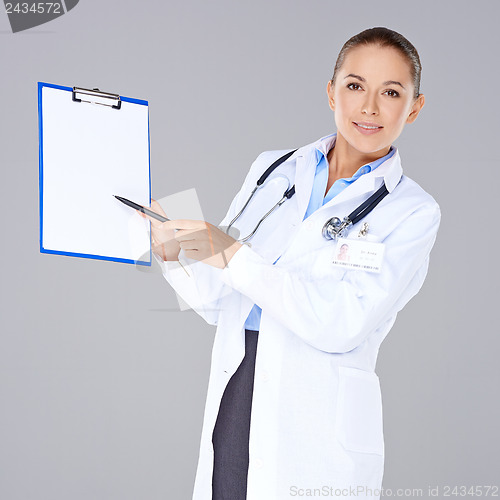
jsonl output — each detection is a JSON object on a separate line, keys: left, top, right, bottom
{"left": 332, "top": 239, "right": 385, "bottom": 273}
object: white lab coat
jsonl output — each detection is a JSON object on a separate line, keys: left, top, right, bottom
{"left": 156, "top": 133, "right": 441, "bottom": 500}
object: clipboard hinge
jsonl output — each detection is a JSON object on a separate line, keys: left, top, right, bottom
{"left": 72, "top": 87, "right": 122, "bottom": 109}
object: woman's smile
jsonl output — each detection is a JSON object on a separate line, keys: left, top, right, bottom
{"left": 353, "top": 121, "right": 384, "bottom": 135}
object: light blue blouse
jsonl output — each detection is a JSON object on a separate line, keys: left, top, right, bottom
{"left": 244, "top": 133, "right": 395, "bottom": 331}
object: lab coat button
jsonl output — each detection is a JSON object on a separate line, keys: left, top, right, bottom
{"left": 254, "top": 458, "right": 263, "bottom": 469}
{"left": 260, "top": 370, "right": 269, "bottom": 382}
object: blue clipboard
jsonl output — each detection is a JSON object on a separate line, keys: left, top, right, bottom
{"left": 38, "top": 82, "right": 152, "bottom": 266}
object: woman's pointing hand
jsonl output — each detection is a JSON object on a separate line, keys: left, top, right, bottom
{"left": 163, "top": 219, "right": 243, "bottom": 269}
{"left": 137, "top": 199, "right": 242, "bottom": 268}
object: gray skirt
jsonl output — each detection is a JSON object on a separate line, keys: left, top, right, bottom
{"left": 211, "top": 329, "right": 259, "bottom": 500}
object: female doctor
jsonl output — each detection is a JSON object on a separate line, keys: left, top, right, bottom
{"left": 139, "top": 27, "right": 440, "bottom": 500}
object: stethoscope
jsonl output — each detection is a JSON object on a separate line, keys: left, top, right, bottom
{"left": 225, "top": 149, "right": 390, "bottom": 242}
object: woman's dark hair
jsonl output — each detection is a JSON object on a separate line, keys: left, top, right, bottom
{"left": 330, "top": 27, "right": 422, "bottom": 100}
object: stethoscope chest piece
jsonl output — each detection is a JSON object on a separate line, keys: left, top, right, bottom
{"left": 322, "top": 217, "right": 352, "bottom": 240}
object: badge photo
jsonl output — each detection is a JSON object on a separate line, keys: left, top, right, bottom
{"left": 332, "top": 238, "right": 386, "bottom": 273}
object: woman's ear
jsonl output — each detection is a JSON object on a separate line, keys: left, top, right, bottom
{"left": 327, "top": 80, "right": 335, "bottom": 111}
{"left": 406, "top": 94, "right": 425, "bottom": 124}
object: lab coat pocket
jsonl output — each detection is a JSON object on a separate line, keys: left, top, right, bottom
{"left": 336, "top": 366, "right": 384, "bottom": 456}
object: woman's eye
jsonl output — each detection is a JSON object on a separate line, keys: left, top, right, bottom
{"left": 385, "top": 89, "right": 400, "bottom": 98}
{"left": 347, "top": 83, "right": 361, "bottom": 91}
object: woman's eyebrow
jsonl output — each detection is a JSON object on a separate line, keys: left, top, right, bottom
{"left": 344, "top": 73, "right": 406, "bottom": 90}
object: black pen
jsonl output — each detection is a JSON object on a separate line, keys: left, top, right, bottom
{"left": 114, "top": 195, "right": 190, "bottom": 277}
{"left": 114, "top": 195, "right": 170, "bottom": 222}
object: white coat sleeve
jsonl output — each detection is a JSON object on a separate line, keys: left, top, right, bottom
{"left": 155, "top": 152, "right": 267, "bottom": 326}
{"left": 219, "top": 202, "right": 441, "bottom": 353}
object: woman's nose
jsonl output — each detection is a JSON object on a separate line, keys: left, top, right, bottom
{"left": 361, "top": 94, "right": 379, "bottom": 115}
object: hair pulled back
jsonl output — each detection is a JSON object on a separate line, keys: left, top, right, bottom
{"left": 331, "top": 27, "right": 422, "bottom": 100}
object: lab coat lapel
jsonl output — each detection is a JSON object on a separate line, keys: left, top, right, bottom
{"left": 293, "top": 148, "right": 317, "bottom": 221}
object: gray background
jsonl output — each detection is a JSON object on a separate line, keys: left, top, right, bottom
{"left": 1, "top": 0, "right": 498, "bottom": 499}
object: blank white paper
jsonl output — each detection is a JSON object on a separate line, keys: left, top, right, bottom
{"left": 40, "top": 85, "right": 151, "bottom": 264}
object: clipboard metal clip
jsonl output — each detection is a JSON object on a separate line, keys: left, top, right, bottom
{"left": 72, "top": 87, "right": 122, "bottom": 110}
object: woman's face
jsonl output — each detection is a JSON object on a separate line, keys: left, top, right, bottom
{"left": 327, "top": 44, "right": 425, "bottom": 155}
